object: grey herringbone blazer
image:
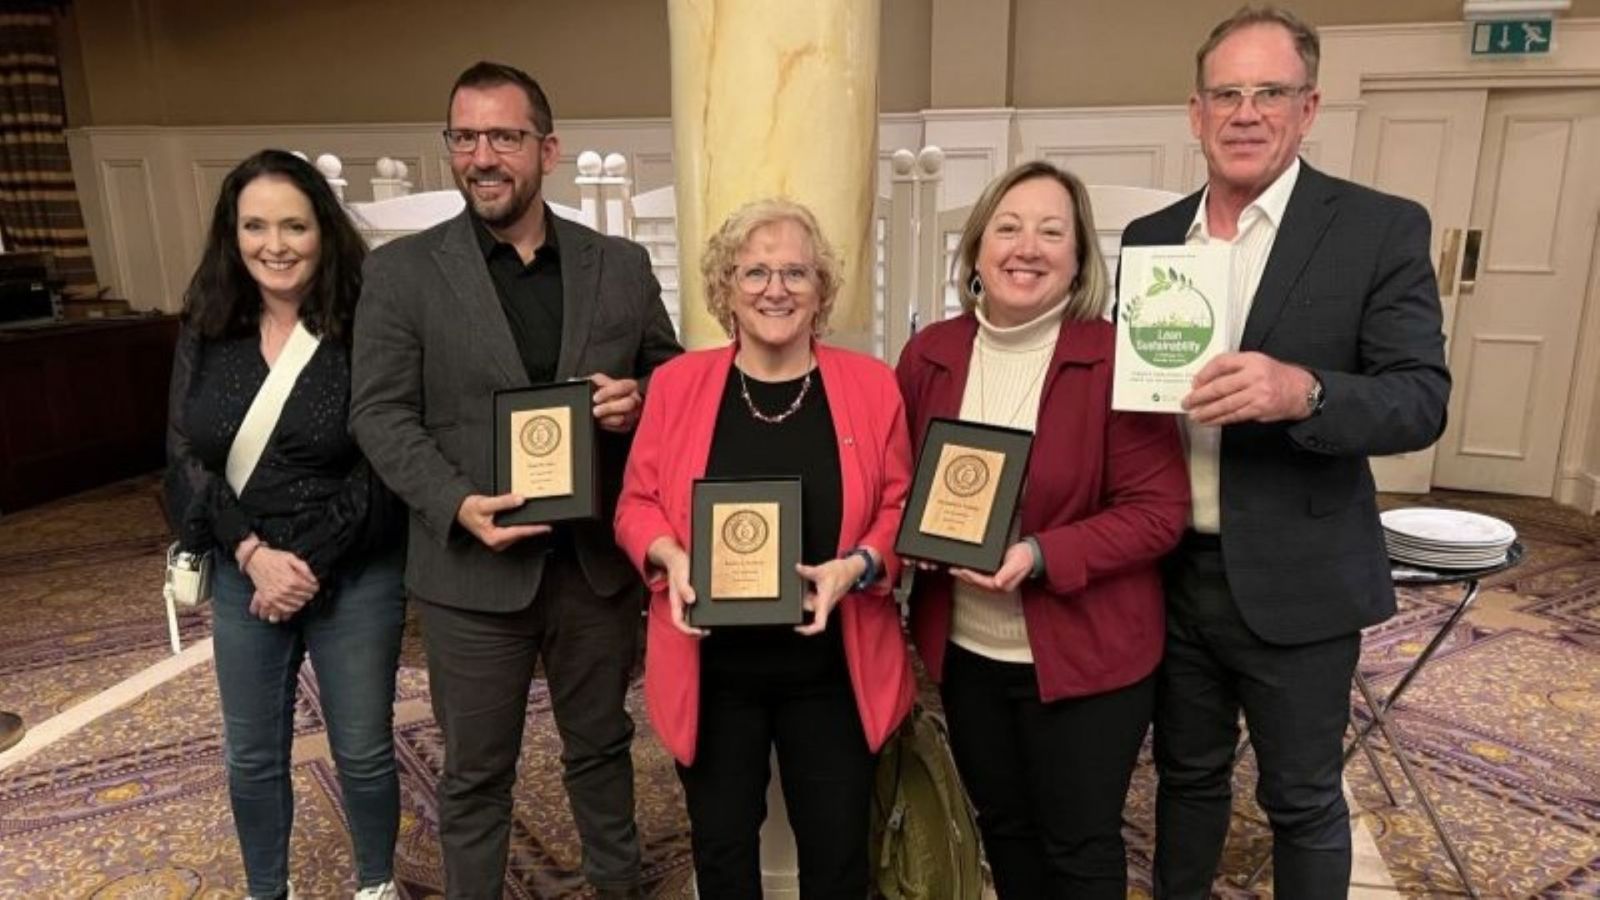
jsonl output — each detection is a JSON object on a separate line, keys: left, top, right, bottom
{"left": 350, "top": 209, "right": 682, "bottom": 611}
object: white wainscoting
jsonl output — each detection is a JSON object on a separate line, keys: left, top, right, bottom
{"left": 73, "top": 106, "right": 1354, "bottom": 314}
{"left": 69, "top": 119, "right": 676, "bottom": 313}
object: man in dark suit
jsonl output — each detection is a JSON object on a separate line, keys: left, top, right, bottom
{"left": 350, "top": 61, "right": 681, "bottom": 900}
{"left": 1121, "top": 8, "right": 1450, "bottom": 898}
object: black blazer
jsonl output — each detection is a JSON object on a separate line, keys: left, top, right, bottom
{"left": 1122, "top": 162, "right": 1450, "bottom": 645}
{"left": 350, "top": 210, "right": 683, "bottom": 612}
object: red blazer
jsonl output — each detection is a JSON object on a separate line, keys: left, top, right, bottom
{"left": 615, "top": 342, "right": 917, "bottom": 765}
{"left": 895, "top": 314, "right": 1189, "bottom": 701}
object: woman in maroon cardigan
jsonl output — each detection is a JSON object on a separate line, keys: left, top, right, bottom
{"left": 896, "top": 161, "right": 1189, "bottom": 898}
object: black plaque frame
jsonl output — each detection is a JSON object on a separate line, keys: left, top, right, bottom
{"left": 689, "top": 477, "right": 804, "bottom": 628}
{"left": 492, "top": 379, "right": 597, "bottom": 525}
{"left": 896, "top": 417, "right": 1033, "bottom": 573}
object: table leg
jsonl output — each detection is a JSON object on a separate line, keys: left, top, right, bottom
{"left": 1244, "top": 578, "right": 1484, "bottom": 892}
{"left": 1346, "top": 580, "right": 1481, "bottom": 763}
{"left": 1352, "top": 672, "right": 1479, "bottom": 899}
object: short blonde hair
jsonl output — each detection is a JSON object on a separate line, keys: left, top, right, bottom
{"left": 701, "top": 198, "right": 843, "bottom": 338}
{"left": 952, "top": 161, "right": 1110, "bottom": 324}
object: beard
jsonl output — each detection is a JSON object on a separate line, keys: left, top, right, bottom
{"left": 455, "top": 166, "right": 541, "bottom": 229}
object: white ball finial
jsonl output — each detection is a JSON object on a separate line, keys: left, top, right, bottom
{"left": 602, "top": 153, "right": 628, "bottom": 177}
{"left": 375, "top": 157, "right": 399, "bottom": 179}
{"left": 290, "top": 151, "right": 310, "bottom": 162}
{"left": 890, "top": 148, "right": 916, "bottom": 175}
{"left": 315, "top": 153, "right": 343, "bottom": 179}
{"left": 917, "top": 145, "right": 945, "bottom": 176}
{"left": 393, "top": 159, "right": 409, "bottom": 180}
{"left": 577, "top": 151, "right": 603, "bottom": 177}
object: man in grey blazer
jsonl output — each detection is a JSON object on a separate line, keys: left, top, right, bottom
{"left": 350, "top": 62, "right": 681, "bottom": 899}
{"left": 1121, "top": 8, "right": 1450, "bottom": 898}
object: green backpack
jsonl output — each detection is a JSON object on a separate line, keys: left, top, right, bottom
{"left": 870, "top": 703, "right": 985, "bottom": 900}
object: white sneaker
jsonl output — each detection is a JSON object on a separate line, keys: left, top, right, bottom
{"left": 353, "top": 881, "right": 397, "bottom": 900}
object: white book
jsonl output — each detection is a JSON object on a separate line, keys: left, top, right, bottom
{"left": 1113, "top": 245, "right": 1232, "bottom": 413}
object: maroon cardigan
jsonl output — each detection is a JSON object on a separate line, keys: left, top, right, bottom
{"left": 895, "top": 313, "right": 1190, "bottom": 700}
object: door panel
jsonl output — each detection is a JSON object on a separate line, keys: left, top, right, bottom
{"left": 1432, "top": 89, "right": 1600, "bottom": 496}
{"left": 1350, "top": 90, "right": 1486, "bottom": 492}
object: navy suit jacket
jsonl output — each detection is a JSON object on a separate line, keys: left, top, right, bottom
{"left": 1122, "top": 162, "right": 1451, "bottom": 645}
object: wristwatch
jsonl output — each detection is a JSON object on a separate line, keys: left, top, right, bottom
{"left": 1305, "top": 373, "right": 1326, "bottom": 417}
{"left": 843, "top": 548, "right": 878, "bottom": 592}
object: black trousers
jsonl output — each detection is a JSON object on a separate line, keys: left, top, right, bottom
{"left": 1153, "top": 538, "right": 1360, "bottom": 900}
{"left": 941, "top": 642, "right": 1154, "bottom": 900}
{"left": 417, "top": 552, "right": 643, "bottom": 900}
{"left": 677, "top": 628, "right": 874, "bottom": 900}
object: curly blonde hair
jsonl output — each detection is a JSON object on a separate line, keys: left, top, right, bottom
{"left": 700, "top": 198, "right": 843, "bottom": 338}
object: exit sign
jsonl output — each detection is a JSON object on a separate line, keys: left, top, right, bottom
{"left": 1472, "top": 19, "right": 1554, "bottom": 55}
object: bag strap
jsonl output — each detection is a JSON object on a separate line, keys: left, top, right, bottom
{"left": 226, "top": 321, "right": 320, "bottom": 495}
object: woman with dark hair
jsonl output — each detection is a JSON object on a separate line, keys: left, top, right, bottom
{"left": 163, "top": 149, "right": 403, "bottom": 900}
{"left": 896, "top": 161, "right": 1189, "bottom": 898}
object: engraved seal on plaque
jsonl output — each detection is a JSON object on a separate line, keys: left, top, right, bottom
{"left": 721, "top": 510, "right": 770, "bottom": 555}
{"left": 519, "top": 415, "right": 562, "bottom": 457}
{"left": 943, "top": 454, "right": 991, "bottom": 498}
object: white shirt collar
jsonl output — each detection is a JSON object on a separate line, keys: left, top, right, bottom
{"left": 1186, "top": 157, "right": 1302, "bottom": 241}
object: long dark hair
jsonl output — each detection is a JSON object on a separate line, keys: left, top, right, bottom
{"left": 182, "top": 149, "right": 367, "bottom": 343}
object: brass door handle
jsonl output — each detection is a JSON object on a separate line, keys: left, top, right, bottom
{"left": 1438, "top": 227, "right": 1462, "bottom": 295}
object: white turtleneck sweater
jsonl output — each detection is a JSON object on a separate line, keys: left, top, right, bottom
{"left": 949, "top": 299, "right": 1067, "bottom": 663}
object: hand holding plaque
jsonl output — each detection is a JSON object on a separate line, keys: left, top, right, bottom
{"left": 896, "top": 418, "right": 1032, "bottom": 573}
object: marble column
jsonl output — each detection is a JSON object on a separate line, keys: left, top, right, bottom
{"left": 667, "top": 4, "right": 881, "bottom": 895}
{"left": 668, "top": 0, "right": 881, "bottom": 350}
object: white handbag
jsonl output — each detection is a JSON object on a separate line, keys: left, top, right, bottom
{"left": 163, "top": 322, "right": 321, "bottom": 614}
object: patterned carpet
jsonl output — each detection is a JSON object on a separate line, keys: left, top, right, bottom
{"left": 1119, "top": 491, "right": 1600, "bottom": 898}
{"left": 0, "top": 477, "right": 1596, "bottom": 897}
{"left": 0, "top": 477, "right": 694, "bottom": 898}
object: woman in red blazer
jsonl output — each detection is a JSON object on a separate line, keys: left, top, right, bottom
{"left": 615, "top": 198, "right": 915, "bottom": 898}
{"left": 896, "top": 162, "right": 1189, "bottom": 899}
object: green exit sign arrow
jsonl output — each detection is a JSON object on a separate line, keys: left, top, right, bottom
{"left": 1472, "top": 19, "right": 1554, "bottom": 55}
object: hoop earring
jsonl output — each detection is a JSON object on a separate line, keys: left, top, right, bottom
{"left": 968, "top": 273, "right": 984, "bottom": 300}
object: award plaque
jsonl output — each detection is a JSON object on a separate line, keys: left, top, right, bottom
{"left": 896, "top": 418, "right": 1032, "bottom": 573}
{"left": 689, "top": 478, "right": 804, "bottom": 627}
{"left": 493, "top": 380, "right": 597, "bottom": 525}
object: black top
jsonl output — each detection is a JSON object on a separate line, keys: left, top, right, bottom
{"left": 473, "top": 210, "right": 563, "bottom": 384}
{"left": 704, "top": 362, "right": 846, "bottom": 671}
{"left": 707, "top": 365, "right": 842, "bottom": 565}
{"left": 163, "top": 325, "right": 401, "bottom": 580}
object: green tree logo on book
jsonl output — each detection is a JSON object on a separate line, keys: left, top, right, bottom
{"left": 1121, "top": 265, "right": 1215, "bottom": 368}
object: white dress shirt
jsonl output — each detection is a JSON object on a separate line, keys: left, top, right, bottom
{"left": 1184, "top": 158, "right": 1301, "bottom": 533}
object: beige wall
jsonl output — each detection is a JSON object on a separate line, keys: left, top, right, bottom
{"left": 1013, "top": 0, "right": 1600, "bottom": 107}
{"left": 930, "top": 0, "right": 1010, "bottom": 107}
{"left": 64, "top": 0, "right": 1600, "bottom": 128}
{"left": 59, "top": 0, "right": 931, "bottom": 126}
{"left": 63, "top": 0, "right": 673, "bottom": 126}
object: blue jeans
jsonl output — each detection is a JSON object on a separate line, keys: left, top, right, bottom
{"left": 212, "top": 549, "right": 406, "bottom": 897}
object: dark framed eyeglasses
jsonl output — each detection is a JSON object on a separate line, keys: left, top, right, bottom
{"left": 735, "top": 264, "right": 816, "bottom": 294}
{"left": 441, "top": 128, "right": 545, "bottom": 154}
{"left": 1200, "top": 83, "right": 1311, "bottom": 114}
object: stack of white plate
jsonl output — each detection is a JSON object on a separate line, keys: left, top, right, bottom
{"left": 1381, "top": 508, "right": 1516, "bottom": 570}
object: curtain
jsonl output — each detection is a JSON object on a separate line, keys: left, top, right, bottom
{"left": 0, "top": 3, "right": 99, "bottom": 293}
